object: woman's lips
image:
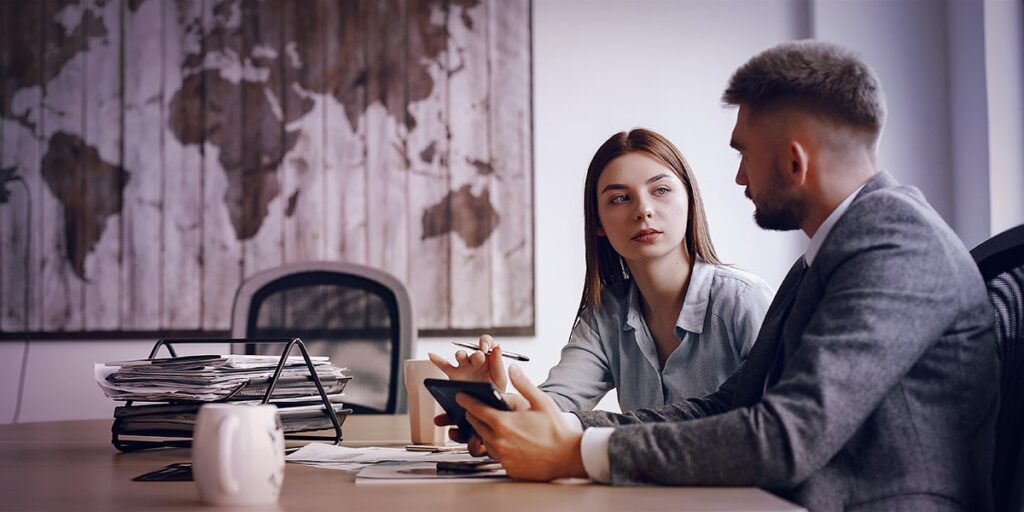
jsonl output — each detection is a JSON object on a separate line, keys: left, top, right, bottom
{"left": 632, "top": 229, "right": 662, "bottom": 243}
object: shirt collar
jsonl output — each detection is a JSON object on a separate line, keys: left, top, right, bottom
{"left": 677, "top": 259, "right": 713, "bottom": 335}
{"left": 804, "top": 184, "right": 865, "bottom": 266}
{"left": 622, "top": 259, "right": 714, "bottom": 336}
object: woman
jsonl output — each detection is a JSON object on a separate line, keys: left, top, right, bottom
{"left": 430, "top": 128, "right": 773, "bottom": 412}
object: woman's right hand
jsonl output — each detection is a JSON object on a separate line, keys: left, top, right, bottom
{"left": 428, "top": 334, "right": 509, "bottom": 392}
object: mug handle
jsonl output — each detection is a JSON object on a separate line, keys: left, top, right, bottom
{"left": 217, "top": 416, "right": 240, "bottom": 494}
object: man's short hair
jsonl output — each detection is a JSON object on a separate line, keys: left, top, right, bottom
{"left": 723, "top": 40, "right": 886, "bottom": 136}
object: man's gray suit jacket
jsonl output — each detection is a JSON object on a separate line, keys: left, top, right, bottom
{"left": 574, "top": 172, "right": 999, "bottom": 512}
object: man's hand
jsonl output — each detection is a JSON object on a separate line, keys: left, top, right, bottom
{"left": 428, "top": 334, "right": 509, "bottom": 392}
{"left": 458, "top": 365, "right": 587, "bottom": 481}
{"left": 434, "top": 393, "right": 530, "bottom": 457}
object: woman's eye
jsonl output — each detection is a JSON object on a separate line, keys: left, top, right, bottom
{"left": 610, "top": 194, "right": 629, "bottom": 204}
{"left": 653, "top": 186, "right": 670, "bottom": 196}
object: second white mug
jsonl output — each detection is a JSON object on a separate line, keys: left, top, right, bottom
{"left": 404, "top": 359, "right": 448, "bottom": 446}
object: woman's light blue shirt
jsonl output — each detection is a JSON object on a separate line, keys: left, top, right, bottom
{"left": 538, "top": 260, "right": 774, "bottom": 412}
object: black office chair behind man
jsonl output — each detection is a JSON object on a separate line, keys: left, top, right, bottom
{"left": 231, "top": 262, "right": 414, "bottom": 414}
{"left": 971, "top": 224, "right": 1024, "bottom": 512}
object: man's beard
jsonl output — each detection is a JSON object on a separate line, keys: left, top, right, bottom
{"left": 747, "top": 165, "right": 805, "bottom": 231}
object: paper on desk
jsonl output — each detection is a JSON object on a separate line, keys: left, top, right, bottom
{"left": 287, "top": 443, "right": 470, "bottom": 463}
{"left": 355, "top": 461, "right": 507, "bottom": 484}
{"left": 285, "top": 443, "right": 474, "bottom": 473}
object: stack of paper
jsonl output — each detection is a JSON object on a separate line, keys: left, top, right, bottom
{"left": 111, "top": 395, "right": 350, "bottom": 435}
{"left": 96, "top": 354, "right": 354, "bottom": 440}
{"left": 95, "top": 355, "right": 350, "bottom": 402}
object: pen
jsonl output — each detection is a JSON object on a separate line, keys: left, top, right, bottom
{"left": 451, "top": 341, "right": 530, "bottom": 362}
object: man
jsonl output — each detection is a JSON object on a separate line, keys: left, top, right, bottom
{"left": 446, "top": 40, "right": 999, "bottom": 511}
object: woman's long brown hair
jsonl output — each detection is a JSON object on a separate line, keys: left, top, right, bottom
{"left": 577, "top": 129, "right": 721, "bottom": 319}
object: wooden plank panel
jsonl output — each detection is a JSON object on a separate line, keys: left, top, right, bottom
{"left": 406, "top": 0, "right": 450, "bottom": 330}
{"left": 0, "top": 0, "right": 6, "bottom": 331}
{"left": 245, "top": 0, "right": 286, "bottom": 331}
{"left": 320, "top": 0, "right": 343, "bottom": 265}
{"left": 320, "top": 0, "right": 371, "bottom": 330}
{"left": 121, "top": 0, "right": 164, "bottom": 330}
{"left": 82, "top": 0, "right": 124, "bottom": 330}
{"left": 161, "top": 0, "right": 203, "bottom": 329}
{"left": 275, "top": 0, "right": 327, "bottom": 331}
{"left": 200, "top": 0, "right": 244, "bottom": 330}
{"left": 0, "top": 0, "right": 36, "bottom": 332}
{"left": 333, "top": 0, "right": 368, "bottom": 265}
{"left": 365, "top": 0, "right": 409, "bottom": 284}
{"left": 281, "top": 0, "right": 324, "bottom": 264}
{"left": 15, "top": 1, "right": 44, "bottom": 333}
{"left": 1, "top": 1, "right": 10, "bottom": 331}
{"left": 39, "top": 0, "right": 87, "bottom": 331}
{"left": 487, "top": 0, "right": 533, "bottom": 329}
{"left": 240, "top": 0, "right": 285, "bottom": 280}
{"left": 447, "top": 0, "right": 492, "bottom": 329}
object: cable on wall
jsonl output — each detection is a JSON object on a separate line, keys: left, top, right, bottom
{"left": 1, "top": 167, "right": 31, "bottom": 423}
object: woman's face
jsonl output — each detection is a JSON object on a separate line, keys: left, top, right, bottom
{"left": 595, "top": 152, "right": 690, "bottom": 266}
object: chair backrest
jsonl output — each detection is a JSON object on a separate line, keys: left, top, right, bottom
{"left": 971, "top": 224, "right": 1024, "bottom": 512}
{"left": 231, "top": 262, "right": 413, "bottom": 414}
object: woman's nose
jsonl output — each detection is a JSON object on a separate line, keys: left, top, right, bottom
{"left": 635, "top": 204, "right": 653, "bottom": 220}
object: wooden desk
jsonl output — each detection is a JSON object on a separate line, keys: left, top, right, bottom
{"left": 0, "top": 417, "right": 804, "bottom": 511}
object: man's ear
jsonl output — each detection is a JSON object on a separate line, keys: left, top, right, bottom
{"left": 788, "top": 140, "right": 810, "bottom": 186}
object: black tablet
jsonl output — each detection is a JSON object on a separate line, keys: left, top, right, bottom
{"left": 423, "top": 379, "right": 511, "bottom": 438}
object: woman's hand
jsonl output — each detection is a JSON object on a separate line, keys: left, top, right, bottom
{"left": 428, "top": 335, "right": 509, "bottom": 392}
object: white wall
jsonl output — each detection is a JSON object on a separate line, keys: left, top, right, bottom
{"left": 947, "top": 0, "right": 992, "bottom": 248}
{"left": 986, "top": 0, "right": 1024, "bottom": 236}
{"left": 2, "top": 0, "right": 1021, "bottom": 423}
{"left": 816, "top": 0, "right": 959, "bottom": 227}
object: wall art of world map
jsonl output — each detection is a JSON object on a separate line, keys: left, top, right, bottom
{"left": 0, "top": 0, "right": 533, "bottom": 337}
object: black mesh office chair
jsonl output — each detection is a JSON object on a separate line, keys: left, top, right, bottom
{"left": 231, "top": 262, "right": 413, "bottom": 414}
{"left": 971, "top": 224, "right": 1024, "bottom": 512}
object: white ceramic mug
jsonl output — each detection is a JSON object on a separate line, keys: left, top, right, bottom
{"left": 192, "top": 404, "right": 284, "bottom": 506}
{"left": 403, "top": 359, "right": 449, "bottom": 445}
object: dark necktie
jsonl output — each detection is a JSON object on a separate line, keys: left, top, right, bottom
{"left": 763, "top": 257, "right": 808, "bottom": 394}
